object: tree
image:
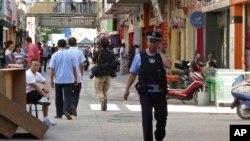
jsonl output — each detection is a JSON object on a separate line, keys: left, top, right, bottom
{"left": 40, "top": 27, "right": 63, "bottom": 43}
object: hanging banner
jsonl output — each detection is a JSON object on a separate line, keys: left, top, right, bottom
{"left": 160, "top": 22, "right": 168, "bottom": 45}
{"left": 119, "top": 24, "right": 125, "bottom": 39}
{"left": 151, "top": 0, "right": 163, "bottom": 24}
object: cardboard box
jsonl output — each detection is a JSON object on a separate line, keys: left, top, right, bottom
{"left": 0, "top": 94, "right": 49, "bottom": 139}
{"left": 0, "top": 68, "right": 48, "bottom": 139}
{"left": 0, "top": 68, "right": 26, "bottom": 107}
{"left": 0, "top": 116, "right": 17, "bottom": 138}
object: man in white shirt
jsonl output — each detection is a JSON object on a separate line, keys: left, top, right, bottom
{"left": 68, "top": 37, "right": 86, "bottom": 116}
{"left": 119, "top": 43, "right": 127, "bottom": 74}
{"left": 26, "top": 59, "right": 56, "bottom": 126}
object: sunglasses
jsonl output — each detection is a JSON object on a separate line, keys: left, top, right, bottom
{"left": 149, "top": 38, "right": 160, "bottom": 43}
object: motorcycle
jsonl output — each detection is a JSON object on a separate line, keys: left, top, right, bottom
{"left": 231, "top": 75, "right": 250, "bottom": 119}
{"left": 167, "top": 60, "right": 206, "bottom": 104}
{"left": 167, "top": 60, "right": 191, "bottom": 89}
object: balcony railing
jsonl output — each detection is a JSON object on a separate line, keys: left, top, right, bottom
{"left": 201, "top": 0, "right": 230, "bottom": 12}
{"left": 38, "top": 17, "right": 97, "bottom": 28}
{"left": 26, "top": 2, "right": 98, "bottom": 17}
{"left": 202, "top": 0, "right": 229, "bottom": 7}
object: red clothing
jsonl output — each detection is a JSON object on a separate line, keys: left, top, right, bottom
{"left": 27, "top": 43, "right": 40, "bottom": 65}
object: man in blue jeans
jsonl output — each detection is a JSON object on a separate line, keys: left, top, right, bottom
{"left": 49, "top": 39, "right": 78, "bottom": 120}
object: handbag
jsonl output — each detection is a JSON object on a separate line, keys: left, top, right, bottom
{"left": 90, "top": 51, "right": 103, "bottom": 78}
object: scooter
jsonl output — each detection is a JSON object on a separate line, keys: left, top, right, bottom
{"left": 231, "top": 75, "right": 250, "bottom": 119}
{"left": 167, "top": 60, "right": 191, "bottom": 89}
{"left": 167, "top": 60, "right": 206, "bottom": 104}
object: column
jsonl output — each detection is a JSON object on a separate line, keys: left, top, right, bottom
{"left": 230, "top": 4, "right": 243, "bottom": 69}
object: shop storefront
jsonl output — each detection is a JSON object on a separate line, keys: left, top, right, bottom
{"left": 202, "top": 0, "right": 230, "bottom": 68}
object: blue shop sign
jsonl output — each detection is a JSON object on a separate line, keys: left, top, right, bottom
{"left": 190, "top": 11, "right": 204, "bottom": 28}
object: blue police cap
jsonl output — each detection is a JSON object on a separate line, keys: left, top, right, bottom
{"left": 146, "top": 31, "right": 162, "bottom": 40}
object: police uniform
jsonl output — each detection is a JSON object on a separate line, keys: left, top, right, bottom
{"left": 130, "top": 32, "right": 168, "bottom": 141}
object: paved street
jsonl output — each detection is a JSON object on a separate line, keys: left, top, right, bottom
{"left": 1, "top": 67, "right": 249, "bottom": 141}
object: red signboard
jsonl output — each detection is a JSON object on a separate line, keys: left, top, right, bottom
{"left": 119, "top": 24, "right": 125, "bottom": 39}
{"left": 160, "top": 22, "right": 168, "bottom": 45}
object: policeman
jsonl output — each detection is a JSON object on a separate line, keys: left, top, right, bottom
{"left": 124, "top": 31, "right": 172, "bottom": 141}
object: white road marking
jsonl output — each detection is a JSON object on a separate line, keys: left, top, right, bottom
{"left": 125, "top": 104, "right": 141, "bottom": 111}
{"left": 89, "top": 104, "right": 236, "bottom": 114}
{"left": 90, "top": 104, "right": 121, "bottom": 111}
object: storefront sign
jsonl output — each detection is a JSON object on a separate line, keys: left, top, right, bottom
{"left": 189, "top": 11, "right": 204, "bottom": 28}
{"left": 201, "top": 0, "right": 230, "bottom": 12}
{"left": 151, "top": 0, "right": 163, "bottom": 23}
{"left": 39, "top": 17, "right": 96, "bottom": 28}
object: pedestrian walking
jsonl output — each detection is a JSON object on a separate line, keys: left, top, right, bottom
{"left": 25, "top": 37, "right": 40, "bottom": 66}
{"left": 37, "top": 42, "right": 44, "bottom": 72}
{"left": 42, "top": 42, "right": 50, "bottom": 72}
{"left": 128, "top": 44, "right": 136, "bottom": 69}
{"left": 119, "top": 43, "right": 127, "bottom": 74}
{"left": 124, "top": 31, "right": 172, "bottom": 141}
{"left": 68, "top": 37, "right": 86, "bottom": 116}
{"left": 92, "top": 37, "right": 116, "bottom": 111}
{"left": 49, "top": 39, "right": 78, "bottom": 120}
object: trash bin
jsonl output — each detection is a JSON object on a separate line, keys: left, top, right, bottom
{"left": 197, "top": 91, "right": 209, "bottom": 106}
{"left": 206, "top": 77, "right": 216, "bottom": 102}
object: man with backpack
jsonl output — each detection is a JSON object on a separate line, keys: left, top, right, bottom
{"left": 92, "top": 37, "right": 116, "bottom": 111}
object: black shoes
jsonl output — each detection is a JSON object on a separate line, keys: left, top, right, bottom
{"left": 54, "top": 115, "right": 62, "bottom": 119}
{"left": 71, "top": 106, "right": 77, "bottom": 116}
{"left": 64, "top": 112, "right": 72, "bottom": 120}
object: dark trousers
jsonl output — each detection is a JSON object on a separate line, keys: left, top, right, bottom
{"left": 39, "top": 58, "right": 43, "bottom": 72}
{"left": 72, "top": 83, "right": 82, "bottom": 109}
{"left": 55, "top": 83, "right": 74, "bottom": 116}
{"left": 71, "top": 3, "right": 76, "bottom": 12}
{"left": 139, "top": 94, "right": 167, "bottom": 141}
{"left": 43, "top": 57, "right": 48, "bottom": 72}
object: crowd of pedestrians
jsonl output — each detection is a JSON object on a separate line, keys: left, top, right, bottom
{"left": 0, "top": 38, "right": 55, "bottom": 70}
{"left": 1, "top": 32, "right": 173, "bottom": 141}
